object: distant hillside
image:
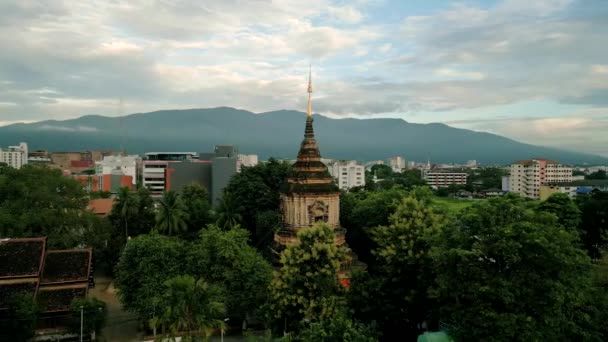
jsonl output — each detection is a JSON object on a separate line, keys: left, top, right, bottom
{"left": 1, "top": 107, "right": 606, "bottom": 165}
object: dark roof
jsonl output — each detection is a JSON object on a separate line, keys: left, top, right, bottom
{"left": 37, "top": 285, "right": 87, "bottom": 312}
{"left": 544, "top": 180, "right": 608, "bottom": 187}
{"left": 0, "top": 238, "right": 46, "bottom": 279}
{"left": 0, "top": 280, "right": 38, "bottom": 310}
{"left": 41, "top": 249, "right": 92, "bottom": 284}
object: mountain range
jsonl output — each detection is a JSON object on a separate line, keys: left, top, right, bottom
{"left": 0, "top": 107, "right": 605, "bottom": 165}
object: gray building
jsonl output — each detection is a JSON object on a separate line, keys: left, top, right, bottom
{"left": 164, "top": 145, "right": 239, "bottom": 207}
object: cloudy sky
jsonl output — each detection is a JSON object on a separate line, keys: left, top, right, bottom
{"left": 1, "top": 0, "right": 607, "bottom": 155}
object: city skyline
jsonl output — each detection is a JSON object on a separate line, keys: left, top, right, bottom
{"left": 1, "top": 0, "right": 607, "bottom": 155}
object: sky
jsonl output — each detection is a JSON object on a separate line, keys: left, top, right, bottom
{"left": 0, "top": 0, "right": 607, "bottom": 155}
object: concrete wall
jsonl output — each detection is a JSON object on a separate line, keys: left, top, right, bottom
{"left": 211, "top": 157, "right": 237, "bottom": 207}
{"left": 168, "top": 162, "right": 212, "bottom": 198}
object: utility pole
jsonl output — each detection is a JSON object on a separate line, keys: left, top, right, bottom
{"left": 80, "top": 305, "right": 84, "bottom": 342}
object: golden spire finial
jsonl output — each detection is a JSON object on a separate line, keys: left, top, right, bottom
{"left": 307, "top": 65, "right": 312, "bottom": 118}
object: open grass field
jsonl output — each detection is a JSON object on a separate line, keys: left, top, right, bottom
{"left": 433, "top": 197, "right": 478, "bottom": 214}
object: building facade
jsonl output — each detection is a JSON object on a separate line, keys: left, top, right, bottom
{"left": 423, "top": 169, "right": 467, "bottom": 188}
{"left": 142, "top": 152, "right": 197, "bottom": 197}
{"left": 237, "top": 154, "right": 259, "bottom": 172}
{"left": 389, "top": 156, "right": 406, "bottom": 172}
{"left": 327, "top": 160, "right": 365, "bottom": 190}
{"left": 95, "top": 155, "right": 140, "bottom": 185}
{"left": 0, "top": 142, "right": 28, "bottom": 169}
{"left": 509, "top": 159, "right": 572, "bottom": 199}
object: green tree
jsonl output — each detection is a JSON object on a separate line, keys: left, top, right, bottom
{"left": 284, "top": 310, "right": 378, "bottom": 342}
{"left": 222, "top": 158, "right": 290, "bottom": 246}
{"left": 578, "top": 192, "right": 608, "bottom": 259}
{"left": 370, "top": 164, "right": 393, "bottom": 179}
{"left": 155, "top": 275, "right": 226, "bottom": 341}
{"left": 586, "top": 170, "right": 607, "bottom": 180}
{"left": 115, "top": 234, "right": 186, "bottom": 317}
{"left": 215, "top": 193, "right": 243, "bottom": 230}
{"left": 537, "top": 193, "right": 581, "bottom": 233}
{"left": 0, "top": 165, "right": 90, "bottom": 247}
{"left": 0, "top": 294, "right": 39, "bottom": 341}
{"left": 69, "top": 297, "right": 107, "bottom": 335}
{"left": 156, "top": 191, "right": 188, "bottom": 235}
{"left": 181, "top": 183, "right": 212, "bottom": 238}
{"left": 343, "top": 186, "right": 409, "bottom": 264}
{"left": 432, "top": 194, "right": 598, "bottom": 341}
{"left": 114, "top": 187, "right": 135, "bottom": 241}
{"left": 185, "top": 225, "right": 272, "bottom": 322}
{"left": 592, "top": 252, "right": 608, "bottom": 339}
{"left": 270, "top": 223, "right": 348, "bottom": 333}
{"left": 352, "top": 194, "right": 446, "bottom": 339}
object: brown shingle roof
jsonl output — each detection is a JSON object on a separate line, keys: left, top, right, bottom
{"left": 0, "top": 238, "right": 46, "bottom": 279}
{"left": 41, "top": 249, "right": 92, "bottom": 284}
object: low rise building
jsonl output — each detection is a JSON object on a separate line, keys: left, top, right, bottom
{"left": 423, "top": 169, "right": 467, "bottom": 188}
{"left": 73, "top": 174, "right": 134, "bottom": 193}
{"left": 328, "top": 160, "right": 365, "bottom": 190}
{"left": 509, "top": 159, "right": 572, "bottom": 199}
{"left": 0, "top": 237, "right": 93, "bottom": 334}
{"left": 539, "top": 180, "right": 608, "bottom": 200}
{"left": 0, "top": 142, "right": 28, "bottom": 169}
{"left": 50, "top": 150, "right": 113, "bottom": 174}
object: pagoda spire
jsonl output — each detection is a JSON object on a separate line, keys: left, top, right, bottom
{"left": 307, "top": 65, "right": 312, "bottom": 118}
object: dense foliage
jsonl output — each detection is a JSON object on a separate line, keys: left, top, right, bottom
{"left": 69, "top": 297, "right": 107, "bottom": 335}
{"left": 270, "top": 223, "right": 348, "bottom": 333}
{"left": 115, "top": 226, "right": 272, "bottom": 331}
{"left": 222, "top": 159, "right": 291, "bottom": 248}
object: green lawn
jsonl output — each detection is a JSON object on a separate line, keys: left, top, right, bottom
{"left": 433, "top": 197, "right": 477, "bottom": 214}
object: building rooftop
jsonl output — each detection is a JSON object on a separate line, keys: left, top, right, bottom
{"left": 88, "top": 198, "right": 115, "bottom": 217}
{"left": 41, "top": 249, "right": 92, "bottom": 284}
{"left": 0, "top": 237, "right": 46, "bottom": 279}
{"left": 512, "top": 159, "right": 561, "bottom": 166}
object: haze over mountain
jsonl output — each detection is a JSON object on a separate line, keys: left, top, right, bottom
{"left": 1, "top": 107, "right": 606, "bottom": 165}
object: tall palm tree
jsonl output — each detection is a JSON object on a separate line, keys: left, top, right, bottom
{"left": 215, "top": 194, "right": 242, "bottom": 230}
{"left": 115, "top": 187, "right": 134, "bottom": 241}
{"left": 156, "top": 191, "right": 188, "bottom": 235}
{"left": 157, "top": 275, "right": 226, "bottom": 341}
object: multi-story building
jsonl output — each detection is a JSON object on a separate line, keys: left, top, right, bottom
{"left": 142, "top": 152, "right": 198, "bottom": 197}
{"left": 143, "top": 147, "right": 240, "bottom": 206}
{"left": 328, "top": 160, "right": 365, "bottom": 190}
{"left": 509, "top": 159, "right": 572, "bottom": 199}
{"left": 423, "top": 169, "right": 467, "bottom": 188}
{"left": 0, "top": 142, "right": 28, "bottom": 169}
{"left": 95, "top": 155, "right": 140, "bottom": 185}
{"left": 389, "top": 156, "right": 406, "bottom": 172}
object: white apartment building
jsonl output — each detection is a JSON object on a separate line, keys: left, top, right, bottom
{"left": 95, "top": 155, "right": 141, "bottom": 185}
{"left": 389, "top": 156, "right": 406, "bottom": 172}
{"left": 0, "top": 142, "right": 28, "bottom": 169}
{"left": 509, "top": 159, "right": 572, "bottom": 199}
{"left": 328, "top": 160, "right": 365, "bottom": 190}
{"left": 237, "top": 154, "right": 258, "bottom": 172}
{"left": 423, "top": 170, "right": 467, "bottom": 188}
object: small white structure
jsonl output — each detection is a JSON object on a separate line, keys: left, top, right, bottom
{"left": 237, "top": 154, "right": 259, "bottom": 172}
